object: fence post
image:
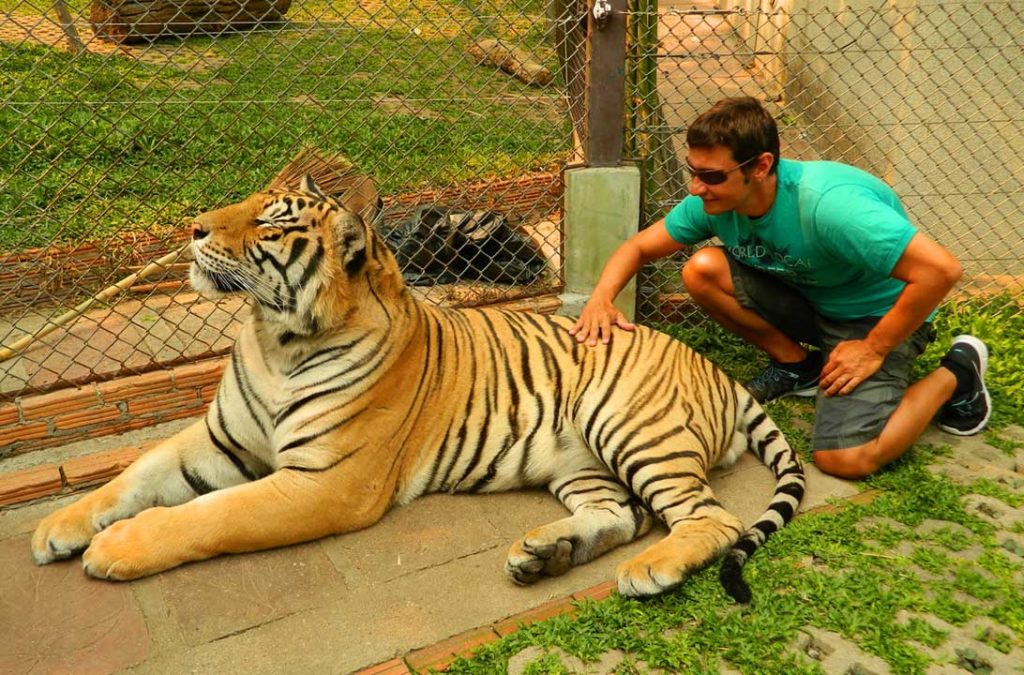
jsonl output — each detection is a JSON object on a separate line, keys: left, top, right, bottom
{"left": 585, "top": 0, "right": 628, "bottom": 166}
{"left": 558, "top": 0, "right": 641, "bottom": 322}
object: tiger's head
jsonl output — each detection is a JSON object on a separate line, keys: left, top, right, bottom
{"left": 190, "top": 175, "right": 404, "bottom": 336}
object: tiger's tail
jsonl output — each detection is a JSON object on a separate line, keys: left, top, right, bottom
{"left": 719, "top": 392, "right": 805, "bottom": 603}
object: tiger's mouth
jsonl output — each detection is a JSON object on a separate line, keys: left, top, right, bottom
{"left": 204, "top": 269, "right": 249, "bottom": 293}
{"left": 189, "top": 261, "right": 247, "bottom": 296}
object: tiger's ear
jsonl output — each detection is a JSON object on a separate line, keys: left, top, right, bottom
{"left": 334, "top": 211, "right": 368, "bottom": 277}
{"left": 338, "top": 175, "right": 380, "bottom": 225}
{"left": 300, "top": 174, "right": 327, "bottom": 199}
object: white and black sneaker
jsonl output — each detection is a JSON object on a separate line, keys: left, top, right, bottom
{"left": 937, "top": 335, "right": 991, "bottom": 436}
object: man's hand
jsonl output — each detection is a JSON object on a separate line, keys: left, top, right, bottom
{"left": 819, "top": 339, "right": 886, "bottom": 397}
{"left": 569, "top": 296, "right": 636, "bottom": 347}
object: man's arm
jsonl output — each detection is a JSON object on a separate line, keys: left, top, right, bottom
{"left": 820, "top": 232, "right": 962, "bottom": 396}
{"left": 569, "top": 219, "right": 688, "bottom": 346}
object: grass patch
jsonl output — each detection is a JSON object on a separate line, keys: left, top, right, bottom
{"left": 443, "top": 295, "right": 1024, "bottom": 673}
{"left": 1, "top": 0, "right": 565, "bottom": 249}
{"left": 446, "top": 452, "right": 1024, "bottom": 674}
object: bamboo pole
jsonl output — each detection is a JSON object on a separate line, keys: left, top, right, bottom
{"left": 0, "top": 244, "right": 190, "bottom": 362}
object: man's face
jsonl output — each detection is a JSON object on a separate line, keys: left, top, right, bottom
{"left": 685, "top": 145, "right": 757, "bottom": 215}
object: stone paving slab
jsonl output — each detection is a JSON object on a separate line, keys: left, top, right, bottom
{"left": 0, "top": 410, "right": 861, "bottom": 675}
{"left": 0, "top": 535, "right": 151, "bottom": 675}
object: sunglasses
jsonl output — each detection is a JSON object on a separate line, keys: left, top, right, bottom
{"left": 684, "top": 155, "right": 758, "bottom": 185}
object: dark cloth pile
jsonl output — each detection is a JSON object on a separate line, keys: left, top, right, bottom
{"left": 381, "top": 206, "right": 548, "bottom": 286}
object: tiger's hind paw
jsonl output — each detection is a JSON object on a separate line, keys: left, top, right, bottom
{"left": 504, "top": 536, "right": 573, "bottom": 585}
{"left": 614, "top": 534, "right": 712, "bottom": 598}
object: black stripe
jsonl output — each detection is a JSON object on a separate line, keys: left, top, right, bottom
{"left": 205, "top": 423, "right": 257, "bottom": 481}
{"left": 767, "top": 501, "right": 796, "bottom": 522}
{"left": 623, "top": 449, "right": 704, "bottom": 488}
{"left": 278, "top": 408, "right": 362, "bottom": 453}
{"left": 776, "top": 482, "right": 805, "bottom": 499}
{"left": 231, "top": 352, "right": 270, "bottom": 436}
{"left": 275, "top": 337, "right": 388, "bottom": 424}
{"left": 296, "top": 241, "right": 324, "bottom": 288}
{"left": 181, "top": 464, "right": 216, "bottom": 495}
{"left": 638, "top": 470, "right": 704, "bottom": 496}
{"left": 558, "top": 484, "right": 617, "bottom": 502}
{"left": 452, "top": 392, "right": 494, "bottom": 489}
{"left": 281, "top": 448, "right": 360, "bottom": 473}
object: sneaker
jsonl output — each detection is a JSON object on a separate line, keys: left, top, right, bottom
{"left": 744, "top": 352, "right": 822, "bottom": 404}
{"left": 937, "top": 335, "right": 991, "bottom": 436}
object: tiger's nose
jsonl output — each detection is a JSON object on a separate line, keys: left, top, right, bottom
{"left": 191, "top": 222, "right": 209, "bottom": 240}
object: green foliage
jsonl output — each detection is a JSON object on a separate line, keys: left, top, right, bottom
{"left": 447, "top": 448, "right": 1024, "bottom": 674}
{"left": 1, "top": 13, "right": 567, "bottom": 249}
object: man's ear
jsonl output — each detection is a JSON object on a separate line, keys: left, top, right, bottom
{"left": 756, "top": 152, "right": 775, "bottom": 179}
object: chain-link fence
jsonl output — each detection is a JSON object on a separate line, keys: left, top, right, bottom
{"left": 630, "top": 0, "right": 1024, "bottom": 326}
{"left": 1, "top": 0, "right": 579, "bottom": 399}
{"left": 2, "top": 0, "right": 1022, "bottom": 404}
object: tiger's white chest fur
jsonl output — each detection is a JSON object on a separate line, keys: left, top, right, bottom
{"left": 210, "top": 322, "right": 399, "bottom": 472}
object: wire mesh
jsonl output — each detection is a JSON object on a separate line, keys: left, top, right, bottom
{"left": 628, "top": 0, "right": 1024, "bottom": 327}
{"left": 2, "top": 0, "right": 1022, "bottom": 403}
{"left": 0, "top": 0, "right": 581, "bottom": 399}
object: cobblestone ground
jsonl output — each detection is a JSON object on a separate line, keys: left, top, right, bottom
{"left": 502, "top": 426, "right": 1024, "bottom": 675}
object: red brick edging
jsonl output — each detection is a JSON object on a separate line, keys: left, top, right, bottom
{"left": 0, "top": 444, "right": 160, "bottom": 506}
{"left": 354, "top": 581, "right": 618, "bottom": 674}
{"left": 0, "top": 358, "right": 226, "bottom": 460}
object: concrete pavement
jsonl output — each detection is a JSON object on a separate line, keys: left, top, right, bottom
{"left": 1, "top": 415, "right": 860, "bottom": 675}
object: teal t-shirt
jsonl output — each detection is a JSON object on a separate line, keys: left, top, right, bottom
{"left": 665, "top": 159, "right": 919, "bottom": 321}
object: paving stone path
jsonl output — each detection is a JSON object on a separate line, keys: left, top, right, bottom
{"left": 502, "top": 426, "right": 1024, "bottom": 675}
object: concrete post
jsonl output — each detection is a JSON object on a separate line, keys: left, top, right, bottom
{"left": 559, "top": 165, "right": 642, "bottom": 320}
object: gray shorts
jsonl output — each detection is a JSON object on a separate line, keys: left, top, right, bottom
{"left": 726, "top": 252, "right": 935, "bottom": 451}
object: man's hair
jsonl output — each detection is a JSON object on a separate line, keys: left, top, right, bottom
{"left": 686, "top": 97, "right": 780, "bottom": 175}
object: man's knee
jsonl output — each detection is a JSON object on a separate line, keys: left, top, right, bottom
{"left": 812, "top": 446, "right": 880, "bottom": 480}
{"left": 681, "top": 247, "right": 728, "bottom": 297}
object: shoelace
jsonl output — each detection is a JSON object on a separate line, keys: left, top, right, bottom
{"left": 750, "top": 366, "right": 795, "bottom": 388}
{"left": 949, "top": 391, "right": 981, "bottom": 414}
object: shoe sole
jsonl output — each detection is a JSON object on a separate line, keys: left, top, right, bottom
{"left": 938, "top": 334, "right": 991, "bottom": 436}
{"left": 761, "top": 384, "right": 819, "bottom": 404}
{"left": 789, "top": 386, "right": 819, "bottom": 399}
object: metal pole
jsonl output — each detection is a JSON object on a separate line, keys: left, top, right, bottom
{"left": 586, "top": 0, "right": 627, "bottom": 167}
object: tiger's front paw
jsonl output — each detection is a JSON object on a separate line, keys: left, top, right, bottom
{"left": 32, "top": 505, "right": 100, "bottom": 565}
{"left": 504, "top": 535, "right": 574, "bottom": 585}
{"left": 82, "top": 507, "right": 181, "bottom": 580}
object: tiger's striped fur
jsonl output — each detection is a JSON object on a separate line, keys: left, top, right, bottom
{"left": 31, "top": 179, "right": 803, "bottom": 602}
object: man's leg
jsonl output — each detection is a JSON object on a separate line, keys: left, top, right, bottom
{"left": 682, "top": 246, "right": 808, "bottom": 362}
{"left": 812, "top": 333, "right": 990, "bottom": 480}
{"left": 682, "top": 246, "right": 822, "bottom": 402}
{"left": 812, "top": 368, "right": 956, "bottom": 479}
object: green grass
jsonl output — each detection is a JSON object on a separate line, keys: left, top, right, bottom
{"left": 0, "top": 0, "right": 565, "bottom": 249}
{"left": 443, "top": 295, "right": 1024, "bottom": 674}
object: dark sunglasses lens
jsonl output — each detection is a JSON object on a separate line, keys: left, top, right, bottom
{"left": 690, "top": 169, "right": 726, "bottom": 185}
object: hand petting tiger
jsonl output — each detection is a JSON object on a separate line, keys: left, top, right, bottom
{"left": 32, "top": 174, "right": 803, "bottom": 603}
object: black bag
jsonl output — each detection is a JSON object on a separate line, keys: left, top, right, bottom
{"left": 381, "top": 205, "right": 547, "bottom": 286}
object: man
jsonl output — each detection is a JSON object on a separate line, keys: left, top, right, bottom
{"left": 569, "top": 97, "right": 990, "bottom": 480}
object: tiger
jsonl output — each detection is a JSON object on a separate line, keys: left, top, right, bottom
{"left": 31, "top": 175, "right": 804, "bottom": 603}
